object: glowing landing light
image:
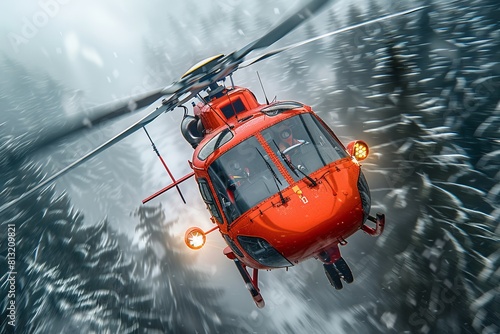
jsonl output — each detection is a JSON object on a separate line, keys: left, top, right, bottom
{"left": 185, "top": 227, "right": 206, "bottom": 250}
{"left": 347, "top": 140, "right": 369, "bottom": 161}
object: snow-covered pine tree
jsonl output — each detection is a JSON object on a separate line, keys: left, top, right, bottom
{"left": 342, "top": 1, "right": 499, "bottom": 332}
{"left": 133, "top": 205, "right": 247, "bottom": 333}
{"left": 0, "top": 160, "right": 167, "bottom": 332}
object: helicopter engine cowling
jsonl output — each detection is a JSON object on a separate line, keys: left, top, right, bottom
{"left": 181, "top": 115, "right": 204, "bottom": 148}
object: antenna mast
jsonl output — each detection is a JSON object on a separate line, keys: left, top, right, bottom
{"left": 256, "top": 71, "right": 270, "bottom": 105}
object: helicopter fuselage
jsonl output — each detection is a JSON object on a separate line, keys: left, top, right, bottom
{"left": 189, "top": 86, "right": 370, "bottom": 270}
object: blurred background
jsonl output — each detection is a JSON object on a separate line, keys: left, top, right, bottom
{"left": 1, "top": 0, "right": 498, "bottom": 333}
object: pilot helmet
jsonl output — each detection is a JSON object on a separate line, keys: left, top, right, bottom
{"left": 277, "top": 124, "right": 293, "bottom": 146}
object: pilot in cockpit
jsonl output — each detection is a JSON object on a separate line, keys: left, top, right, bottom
{"left": 277, "top": 125, "right": 298, "bottom": 151}
{"left": 227, "top": 160, "right": 249, "bottom": 190}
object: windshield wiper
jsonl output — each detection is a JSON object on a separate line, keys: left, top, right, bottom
{"left": 255, "top": 148, "right": 288, "bottom": 205}
{"left": 273, "top": 140, "right": 317, "bottom": 187}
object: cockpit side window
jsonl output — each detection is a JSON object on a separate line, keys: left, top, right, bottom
{"left": 198, "top": 128, "right": 234, "bottom": 161}
{"left": 208, "top": 136, "right": 288, "bottom": 224}
{"left": 197, "top": 178, "right": 223, "bottom": 223}
{"left": 262, "top": 114, "right": 348, "bottom": 182}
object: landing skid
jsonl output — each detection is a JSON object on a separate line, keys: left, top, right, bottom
{"left": 233, "top": 259, "right": 265, "bottom": 308}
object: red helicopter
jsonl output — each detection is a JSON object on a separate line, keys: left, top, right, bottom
{"left": 177, "top": 78, "right": 383, "bottom": 308}
{"left": 2, "top": 1, "right": 425, "bottom": 308}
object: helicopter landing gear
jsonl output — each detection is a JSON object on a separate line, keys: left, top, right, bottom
{"left": 323, "top": 263, "right": 343, "bottom": 289}
{"left": 362, "top": 213, "right": 385, "bottom": 236}
{"left": 320, "top": 245, "right": 354, "bottom": 289}
{"left": 323, "top": 257, "right": 354, "bottom": 289}
{"left": 334, "top": 257, "right": 353, "bottom": 283}
{"left": 233, "top": 258, "right": 265, "bottom": 308}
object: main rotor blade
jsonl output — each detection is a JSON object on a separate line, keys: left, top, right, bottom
{"left": 84, "top": 88, "right": 167, "bottom": 125}
{"left": 0, "top": 91, "right": 195, "bottom": 213}
{"left": 232, "top": 0, "right": 332, "bottom": 61}
{"left": 18, "top": 87, "right": 173, "bottom": 162}
{"left": 162, "top": 1, "right": 333, "bottom": 95}
{"left": 129, "top": 1, "right": 333, "bottom": 107}
{"left": 241, "top": 6, "right": 427, "bottom": 68}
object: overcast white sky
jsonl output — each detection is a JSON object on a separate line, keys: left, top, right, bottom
{"left": 0, "top": 0, "right": 366, "bottom": 102}
{"left": 1, "top": 0, "right": 309, "bottom": 102}
{"left": 2, "top": 0, "right": 177, "bottom": 101}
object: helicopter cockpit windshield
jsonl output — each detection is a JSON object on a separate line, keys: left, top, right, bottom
{"left": 208, "top": 136, "right": 288, "bottom": 223}
{"left": 207, "top": 113, "right": 348, "bottom": 224}
{"left": 262, "top": 113, "right": 348, "bottom": 182}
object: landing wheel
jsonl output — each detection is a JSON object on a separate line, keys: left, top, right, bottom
{"left": 334, "top": 257, "right": 354, "bottom": 284}
{"left": 323, "top": 263, "right": 343, "bottom": 290}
